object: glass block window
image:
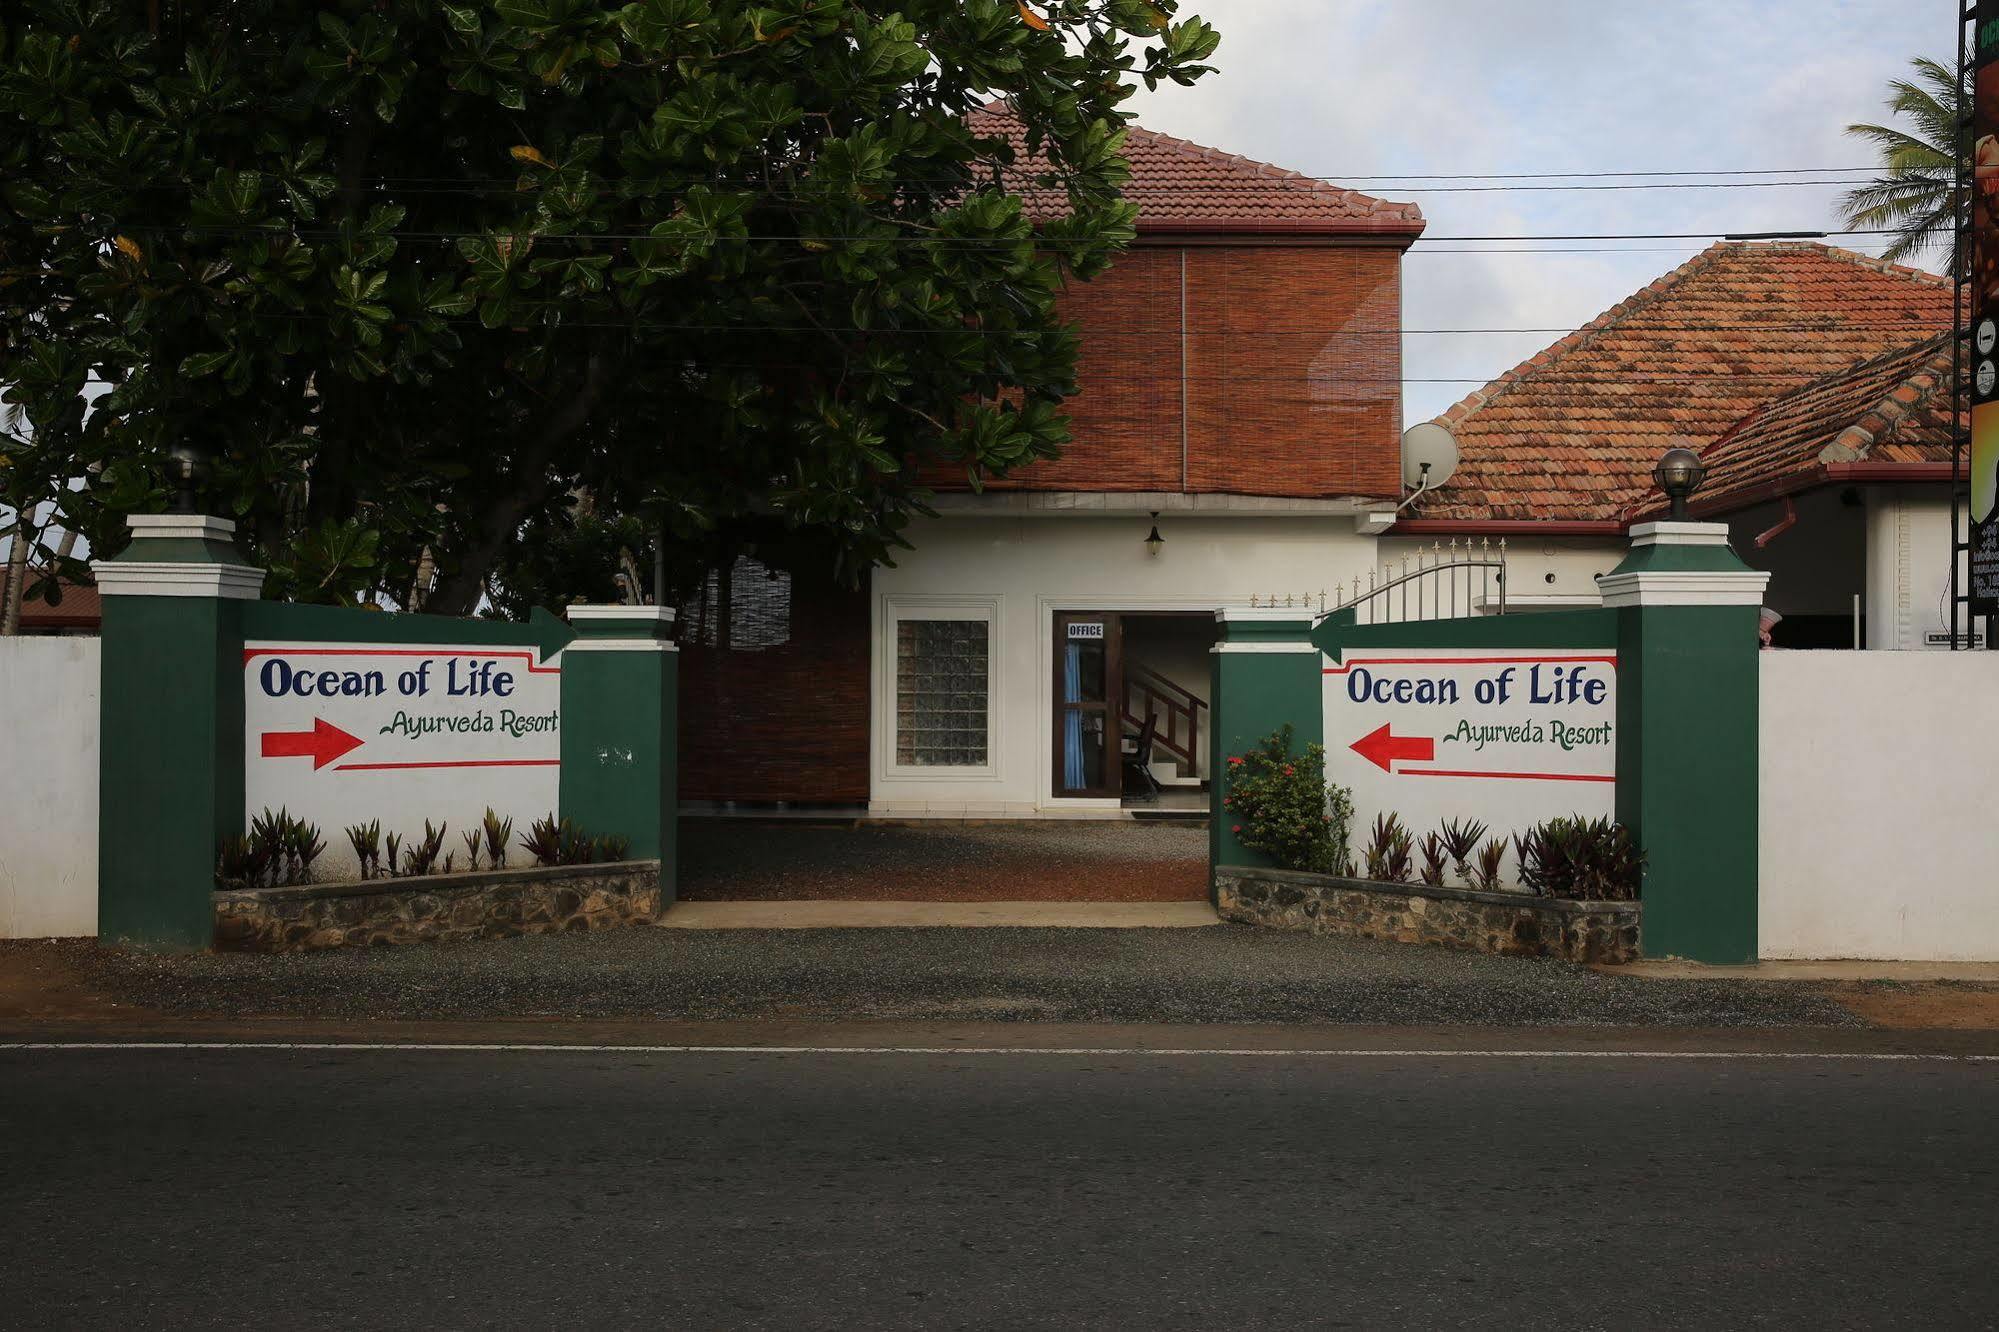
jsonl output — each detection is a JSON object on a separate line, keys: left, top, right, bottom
{"left": 895, "top": 617, "right": 989, "bottom": 767}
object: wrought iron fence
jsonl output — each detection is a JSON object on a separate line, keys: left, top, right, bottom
{"left": 1329, "top": 538, "right": 1508, "bottom": 625}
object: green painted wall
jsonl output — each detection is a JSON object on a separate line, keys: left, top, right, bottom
{"left": 1315, "top": 606, "right": 1618, "bottom": 658}
{"left": 559, "top": 649, "right": 678, "bottom": 897}
{"left": 97, "top": 595, "right": 243, "bottom": 949}
{"left": 1617, "top": 603, "right": 1761, "bottom": 962}
{"left": 1209, "top": 636, "right": 1324, "bottom": 892}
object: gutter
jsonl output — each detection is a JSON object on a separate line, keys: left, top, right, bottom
{"left": 1387, "top": 518, "right": 1626, "bottom": 538}
{"left": 1669, "top": 461, "right": 1957, "bottom": 521}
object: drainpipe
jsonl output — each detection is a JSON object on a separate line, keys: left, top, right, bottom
{"left": 1752, "top": 495, "right": 1797, "bottom": 550}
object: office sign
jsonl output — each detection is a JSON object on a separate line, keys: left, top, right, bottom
{"left": 1323, "top": 650, "right": 1616, "bottom": 862}
{"left": 242, "top": 642, "right": 561, "bottom": 877}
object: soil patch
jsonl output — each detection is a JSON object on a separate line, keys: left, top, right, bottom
{"left": 0, "top": 939, "right": 155, "bottom": 1025}
{"left": 1824, "top": 982, "right": 1999, "bottom": 1030}
{"left": 678, "top": 820, "right": 1208, "bottom": 902}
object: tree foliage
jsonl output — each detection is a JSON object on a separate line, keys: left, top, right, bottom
{"left": 1839, "top": 55, "right": 1962, "bottom": 266}
{"left": 0, "top": 0, "right": 1218, "bottom": 614}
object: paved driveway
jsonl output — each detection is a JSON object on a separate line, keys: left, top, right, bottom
{"left": 678, "top": 819, "right": 1209, "bottom": 902}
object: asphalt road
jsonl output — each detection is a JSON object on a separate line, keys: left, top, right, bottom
{"left": 4, "top": 1042, "right": 1996, "bottom": 1329}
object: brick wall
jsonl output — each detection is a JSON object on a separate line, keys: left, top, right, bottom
{"left": 949, "top": 244, "right": 1404, "bottom": 499}
{"left": 676, "top": 558, "right": 870, "bottom": 804}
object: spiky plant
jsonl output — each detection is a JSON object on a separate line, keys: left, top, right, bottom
{"left": 384, "top": 832, "right": 404, "bottom": 880}
{"left": 1417, "top": 832, "right": 1447, "bottom": 887}
{"left": 462, "top": 829, "right": 483, "bottom": 872}
{"left": 483, "top": 808, "right": 514, "bottom": 869}
{"left": 593, "top": 834, "right": 631, "bottom": 863}
{"left": 1471, "top": 838, "right": 1509, "bottom": 894}
{"left": 519, "top": 814, "right": 563, "bottom": 867}
{"left": 1438, "top": 818, "right": 1489, "bottom": 884}
{"left": 290, "top": 818, "right": 326, "bottom": 884}
{"left": 345, "top": 821, "right": 381, "bottom": 880}
{"left": 1839, "top": 55, "right": 1964, "bottom": 264}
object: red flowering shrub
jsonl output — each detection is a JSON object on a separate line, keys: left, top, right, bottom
{"left": 1220, "top": 724, "right": 1355, "bottom": 875}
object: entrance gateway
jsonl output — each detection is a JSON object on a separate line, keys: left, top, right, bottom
{"left": 1051, "top": 611, "right": 1214, "bottom": 803}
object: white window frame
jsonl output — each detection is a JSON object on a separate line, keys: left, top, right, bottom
{"left": 879, "top": 596, "right": 1001, "bottom": 781}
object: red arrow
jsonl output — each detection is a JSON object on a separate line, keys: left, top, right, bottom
{"left": 260, "top": 718, "right": 364, "bottom": 771}
{"left": 1351, "top": 722, "right": 1435, "bottom": 774}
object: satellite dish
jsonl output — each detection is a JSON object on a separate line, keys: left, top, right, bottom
{"left": 1400, "top": 422, "right": 1459, "bottom": 492}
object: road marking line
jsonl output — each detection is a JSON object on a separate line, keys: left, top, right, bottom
{"left": 2, "top": 1042, "right": 1995, "bottom": 1061}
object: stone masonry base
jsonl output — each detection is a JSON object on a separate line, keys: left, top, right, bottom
{"left": 1215, "top": 865, "right": 1641, "bottom": 965}
{"left": 214, "top": 861, "right": 662, "bottom": 952}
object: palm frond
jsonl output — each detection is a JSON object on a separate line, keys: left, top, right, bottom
{"left": 1844, "top": 54, "right": 1964, "bottom": 261}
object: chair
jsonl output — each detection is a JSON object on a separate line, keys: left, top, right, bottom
{"left": 1122, "top": 712, "right": 1162, "bottom": 799}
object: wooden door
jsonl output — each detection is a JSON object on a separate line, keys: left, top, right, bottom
{"left": 1052, "top": 612, "right": 1121, "bottom": 798}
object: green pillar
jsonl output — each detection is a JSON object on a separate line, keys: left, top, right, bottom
{"left": 558, "top": 605, "right": 678, "bottom": 901}
{"left": 1600, "top": 522, "right": 1769, "bottom": 963}
{"left": 92, "top": 515, "right": 264, "bottom": 949}
{"left": 1209, "top": 608, "right": 1324, "bottom": 895}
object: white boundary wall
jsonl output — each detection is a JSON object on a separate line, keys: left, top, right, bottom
{"left": 0, "top": 636, "right": 100, "bottom": 938}
{"left": 1760, "top": 651, "right": 1999, "bottom": 960}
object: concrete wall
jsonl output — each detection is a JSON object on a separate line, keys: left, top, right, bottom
{"left": 1863, "top": 489, "right": 1976, "bottom": 650}
{"left": 0, "top": 636, "right": 100, "bottom": 938}
{"left": 1759, "top": 650, "right": 1999, "bottom": 960}
{"left": 871, "top": 514, "right": 1375, "bottom": 813}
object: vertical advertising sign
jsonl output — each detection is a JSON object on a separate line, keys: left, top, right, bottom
{"left": 1972, "top": 1, "right": 1999, "bottom": 612}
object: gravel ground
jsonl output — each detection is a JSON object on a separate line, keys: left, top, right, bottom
{"left": 57, "top": 925, "right": 1862, "bottom": 1027}
{"left": 678, "top": 819, "right": 1209, "bottom": 902}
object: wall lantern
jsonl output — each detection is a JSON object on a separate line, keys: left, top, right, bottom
{"left": 1144, "top": 511, "right": 1164, "bottom": 555}
{"left": 1652, "top": 445, "right": 1708, "bottom": 520}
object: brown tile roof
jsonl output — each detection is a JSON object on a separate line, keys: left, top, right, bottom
{"left": 1420, "top": 242, "right": 1950, "bottom": 522}
{"left": 14, "top": 574, "right": 101, "bottom": 629}
{"left": 1693, "top": 334, "right": 1954, "bottom": 509}
{"left": 968, "top": 103, "right": 1425, "bottom": 240}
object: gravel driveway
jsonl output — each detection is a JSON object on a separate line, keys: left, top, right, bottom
{"left": 678, "top": 819, "right": 1208, "bottom": 902}
{"left": 49, "top": 925, "right": 1862, "bottom": 1027}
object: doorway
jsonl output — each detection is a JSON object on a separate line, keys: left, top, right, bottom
{"left": 1052, "top": 611, "right": 1216, "bottom": 803}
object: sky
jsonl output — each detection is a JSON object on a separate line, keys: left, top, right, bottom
{"left": 1124, "top": 0, "right": 1947, "bottom": 426}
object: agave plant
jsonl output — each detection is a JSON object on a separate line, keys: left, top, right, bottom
{"left": 1417, "top": 832, "right": 1447, "bottom": 887}
{"left": 482, "top": 808, "right": 513, "bottom": 869}
{"left": 1438, "top": 817, "right": 1489, "bottom": 884}
{"left": 1470, "top": 838, "right": 1508, "bottom": 894}
{"left": 248, "top": 808, "right": 290, "bottom": 885}
{"left": 403, "top": 819, "right": 448, "bottom": 876}
{"left": 384, "top": 831, "right": 403, "bottom": 879}
{"left": 462, "top": 828, "right": 483, "bottom": 872}
{"left": 519, "top": 814, "right": 563, "bottom": 867}
{"left": 290, "top": 817, "right": 326, "bottom": 884}
{"left": 216, "top": 835, "right": 265, "bottom": 890}
{"left": 1363, "top": 813, "right": 1404, "bottom": 882}
{"left": 593, "top": 834, "right": 631, "bottom": 863}
{"left": 345, "top": 820, "right": 382, "bottom": 880}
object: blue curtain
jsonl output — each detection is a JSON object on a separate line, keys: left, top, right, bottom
{"left": 1062, "top": 642, "right": 1085, "bottom": 789}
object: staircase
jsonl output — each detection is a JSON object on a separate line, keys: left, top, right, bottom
{"left": 1121, "top": 665, "right": 1207, "bottom": 781}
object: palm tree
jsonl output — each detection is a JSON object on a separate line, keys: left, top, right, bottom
{"left": 1839, "top": 56, "right": 1965, "bottom": 265}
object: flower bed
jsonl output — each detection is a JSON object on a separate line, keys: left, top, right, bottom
{"left": 1214, "top": 864, "right": 1641, "bottom": 965}
{"left": 213, "top": 860, "right": 662, "bottom": 952}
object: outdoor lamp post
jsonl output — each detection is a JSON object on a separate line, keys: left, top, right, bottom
{"left": 164, "top": 442, "right": 211, "bottom": 515}
{"left": 1652, "top": 446, "right": 1707, "bottom": 520}
{"left": 1144, "top": 511, "right": 1164, "bottom": 555}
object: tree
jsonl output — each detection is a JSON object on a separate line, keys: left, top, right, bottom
{"left": 0, "top": 0, "right": 1218, "bottom": 618}
{"left": 1839, "top": 55, "right": 1963, "bottom": 265}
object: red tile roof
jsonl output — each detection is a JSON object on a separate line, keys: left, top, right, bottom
{"left": 14, "top": 575, "right": 101, "bottom": 629}
{"left": 968, "top": 103, "right": 1425, "bottom": 240}
{"left": 1693, "top": 334, "right": 1953, "bottom": 510}
{"left": 1420, "top": 242, "right": 1950, "bottom": 522}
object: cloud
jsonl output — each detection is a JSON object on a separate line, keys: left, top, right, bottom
{"left": 1126, "top": 0, "right": 1938, "bottom": 423}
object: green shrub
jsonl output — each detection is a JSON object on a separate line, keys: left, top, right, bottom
{"left": 1220, "top": 726, "right": 1356, "bottom": 875}
{"left": 1513, "top": 815, "right": 1645, "bottom": 901}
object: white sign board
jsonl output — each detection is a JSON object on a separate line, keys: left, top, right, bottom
{"left": 243, "top": 642, "right": 561, "bottom": 879}
{"left": 1322, "top": 649, "right": 1616, "bottom": 883}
